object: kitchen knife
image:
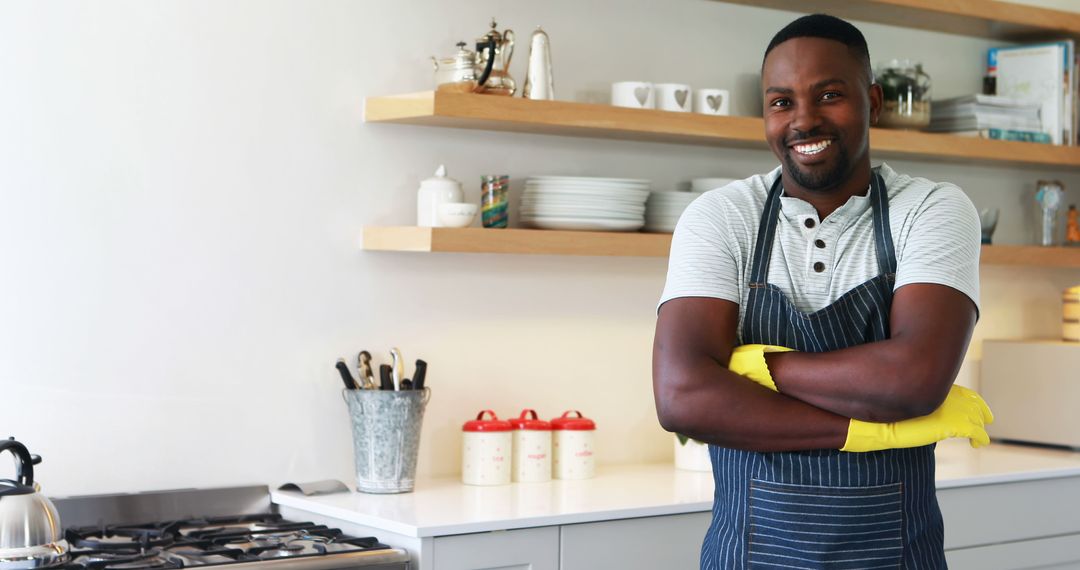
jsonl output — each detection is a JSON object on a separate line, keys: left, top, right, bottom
{"left": 379, "top": 364, "right": 394, "bottom": 391}
{"left": 358, "top": 350, "right": 376, "bottom": 389}
{"left": 390, "top": 347, "right": 404, "bottom": 391}
{"left": 335, "top": 359, "right": 359, "bottom": 390}
{"left": 413, "top": 359, "right": 427, "bottom": 390}
{"left": 401, "top": 378, "right": 413, "bottom": 390}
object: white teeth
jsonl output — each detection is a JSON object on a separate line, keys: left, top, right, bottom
{"left": 793, "top": 140, "right": 831, "bottom": 155}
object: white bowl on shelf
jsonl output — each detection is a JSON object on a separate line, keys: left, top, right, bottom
{"left": 438, "top": 203, "right": 478, "bottom": 228}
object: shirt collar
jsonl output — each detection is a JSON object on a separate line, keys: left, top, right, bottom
{"left": 772, "top": 165, "right": 883, "bottom": 223}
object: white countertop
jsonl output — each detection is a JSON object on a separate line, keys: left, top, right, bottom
{"left": 271, "top": 441, "right": 1080, "bottom": 538}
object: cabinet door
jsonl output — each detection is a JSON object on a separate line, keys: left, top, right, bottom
{"left": 946, "top": 533, "right": 1080, "bottom": 569}
{"left": 560, "top": 512, "right": 710, "bottom": 570}
{"left": 431, "top": 527, "right": 558, "bottom": 570}
{"left": 938, "top": 476, "right": 1080, "bottom": 549}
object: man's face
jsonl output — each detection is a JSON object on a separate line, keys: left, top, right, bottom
{"left": 761, "top": 37, "right": 881, "bottom": 193}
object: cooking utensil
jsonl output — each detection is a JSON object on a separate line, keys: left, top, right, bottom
{"left": 335, "top": 359, "right": 359, "bottom": 390}
{"left": 390, "top": 348, "right": 404, "bottom": 391}
{"left": 401, "top": 379, "right": 413, "bottom": 390}
{"left": 413, "top": 359, "right": 428, "bottom": 390}
{"left": 0, "top": 438, "right": 69, "bottom": 570}
{"left": 358, "top": 351, "right": 376, "bottom": 390}
{"left": 379, "top": 365, "right": 394, "bottom": 391}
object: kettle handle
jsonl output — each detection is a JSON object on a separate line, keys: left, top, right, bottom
{"left": 0, "top": 438, "right": 35, "bottom": 487}
{"left": 475, "top": 37, "right": 497, "bottom": 87}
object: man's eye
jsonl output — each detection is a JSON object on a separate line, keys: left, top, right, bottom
{"left": 770, "top": 98, "right": 791, "bottom": 108}
{"left": 822, "top": 91, "right": 842, "bottom": 100}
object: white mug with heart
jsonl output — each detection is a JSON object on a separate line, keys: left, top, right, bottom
{"left": 694, "top": 88, "right": 731, "bottom": 116}
{"left": 655, "top": 83, "right": 692, "bottom": 113}
{"left": 611, "top": 81, "right": 655, "bottom": 109}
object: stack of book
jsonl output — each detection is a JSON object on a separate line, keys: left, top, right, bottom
{"left": 929, "top": 94, "right": 1049, "bottom": 143}
{"left": 986, "top": 40, "right": 1077, "bottom": 146}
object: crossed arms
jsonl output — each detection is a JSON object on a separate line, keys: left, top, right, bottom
{"left": 651, "top": 283, "right": 978, "bottom": 452}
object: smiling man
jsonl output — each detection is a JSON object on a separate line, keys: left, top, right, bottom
{"left": 653, "top": 14, "right": 992, "bottom": 569}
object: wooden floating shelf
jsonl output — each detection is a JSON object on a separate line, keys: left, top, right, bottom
{"left": 715, "top": 0, "right": 1080, "bottom": 42}
{"left": 362, "top": 226, "right": 673, "bottom": 257}
{"left": 980, "top": 244, "right": 1080, "bottom": 268}
{"left": 365, "top": 91, "right": 1080, "bottom": 170}
{"left": 363, "top": 226, "right": 1080, "bottom": 268}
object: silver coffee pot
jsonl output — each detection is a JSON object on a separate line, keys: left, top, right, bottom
{"left": 431, "top": 18, "right": 515, "bottom": 96}
{"left": 0, "top": 438, "right": 68, "bottom": 570}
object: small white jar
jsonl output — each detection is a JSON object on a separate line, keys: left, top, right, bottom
{"left": 509, "top": 409, "right": 552, "bottom": 483}
{"left": 417, "top": 165, "right": 464, "bottom": 227}
{"left": 461, "top": 410, "right": 512, "bottom": 486}
{"left": 551, "top": 410, "right": 596, "bottom": 480}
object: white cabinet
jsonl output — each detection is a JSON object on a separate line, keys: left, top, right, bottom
{"left": 431, "top": 527, "right": 559, "bottom": 570}
{"left": 937, "top": 476, "right": 1080, "bottom": 569}
{"left": 945, "top": 534, "right": 1080, "bottom": 569}
{"left": 939, "top": 476, "right": 1080, "bottom": 549}
{"left": 560, "top": 512, "right": 709, "bottom": 570}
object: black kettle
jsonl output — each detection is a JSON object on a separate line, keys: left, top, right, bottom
{"left": 0, "top": 438, "right": 69, "bottom": 569}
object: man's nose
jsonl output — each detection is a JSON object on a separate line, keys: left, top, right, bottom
{"left": 790, "top": 100, "right": 822, "bottom": 133}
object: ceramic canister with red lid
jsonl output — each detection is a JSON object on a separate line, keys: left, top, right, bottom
{"left": 461, "top": 410, "right": 512, "bottom": 486}
{"left": 551, "top": 410, "right": 596, "bottom": 480}
{"left": 509, "top": 409, "right": 552, "bottom": 483}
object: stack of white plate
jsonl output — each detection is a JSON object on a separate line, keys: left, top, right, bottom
{"left": 522, "top": 176, "right": 651, "bottom": 231}
{"left": 645, "top": 191, "right": 697, "bottom": 233}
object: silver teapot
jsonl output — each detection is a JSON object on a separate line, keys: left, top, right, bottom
{"left": 0, "top": 438, "right": 68, "bottom": 570}
{"left": 431, "top": 19, "right": 515, "bottom": 96}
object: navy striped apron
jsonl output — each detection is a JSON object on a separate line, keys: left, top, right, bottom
{"left": 701, "top": 171, "right": 946, "bottom": 569}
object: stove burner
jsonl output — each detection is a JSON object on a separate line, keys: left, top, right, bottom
{"left": 69, "top": 550, "right": 183, "bottom": 570}
{"left": 60, "top": 515, "right": 392, "bottom": 570}
{"left": 66, "top": 527, "right": 175, "bottom": 552}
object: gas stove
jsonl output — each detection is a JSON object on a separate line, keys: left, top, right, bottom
{"left": 51, "top": 487, "right": 408, "bottom": 570}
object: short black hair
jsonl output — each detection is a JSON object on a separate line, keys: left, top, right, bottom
{"left": 762, "top": 14, "right": 873, "bottom": 83}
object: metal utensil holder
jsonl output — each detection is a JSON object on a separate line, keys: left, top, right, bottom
{"left": 342, "top": 388, "right": 431, "bottom": 494}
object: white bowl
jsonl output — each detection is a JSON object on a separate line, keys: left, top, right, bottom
{"left": 438, "top": 202, "right": 478, "bottom": 228}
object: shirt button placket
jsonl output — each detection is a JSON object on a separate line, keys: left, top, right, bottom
{"left": 810, "top": 224, "right": 830, "bottom": 281}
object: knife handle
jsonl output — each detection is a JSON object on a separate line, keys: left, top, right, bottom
{"left": 413, "top": 359, "right": 427, "bottom": 390}
{"left": 336, "top": 359, "right": 359, "bottom": 390}
{"left": 379, "top": 364, "right": 394, "bottom": 390}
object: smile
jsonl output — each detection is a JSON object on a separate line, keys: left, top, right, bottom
{"left": 792, "top": 140, "right": 832, "bottom": 155}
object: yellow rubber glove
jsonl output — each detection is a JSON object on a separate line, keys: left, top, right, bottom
{"left": 842, "top": 384, "right": 995, "bottom": 452}
{"left": 727, "top": 344, "right": 796, "bottom": 391}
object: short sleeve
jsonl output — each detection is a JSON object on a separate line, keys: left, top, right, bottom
{"left": 658, "top": 195, "right": 743, "bottom": 312}
{"left": 894, "top": 184, "right": 981, "bottom": 315}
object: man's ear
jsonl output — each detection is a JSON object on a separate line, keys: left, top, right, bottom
{"left": 868, "top": 82, "right": 884, "bottom": 126}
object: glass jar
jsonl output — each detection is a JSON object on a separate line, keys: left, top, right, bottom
{"left": 480, "top": 175, "right": 509, "bottom": 228}
{"left": 875, "top": 59, "right": 931, "bottom": 129}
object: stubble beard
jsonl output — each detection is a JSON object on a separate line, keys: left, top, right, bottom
{"left": 782, "top": 138, "right": 852, "bottom": 193}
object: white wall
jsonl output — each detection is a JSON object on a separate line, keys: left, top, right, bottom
{"left": 2, "top": 0, "right": 1078, "bottom": 497}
